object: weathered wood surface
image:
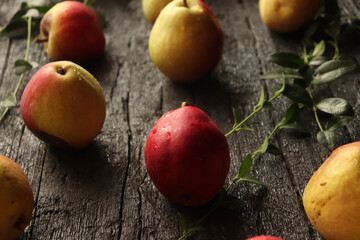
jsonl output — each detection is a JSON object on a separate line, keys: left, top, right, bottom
{"left": 0, "top": 0, "right": 359, "bottom": 239}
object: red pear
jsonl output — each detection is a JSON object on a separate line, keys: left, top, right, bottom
{"left": 144, "top": 102, "right": 230, "bottom": 206}
{"left": 36, "top": 1, "right": 105, "bottom": 63}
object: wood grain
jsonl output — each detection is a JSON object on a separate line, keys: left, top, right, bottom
{"left": 0, "top": 0, "right": 359, "bottom": 239}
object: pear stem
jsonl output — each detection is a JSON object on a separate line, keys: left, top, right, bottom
{"left": 181, "top": 102, "right": 189, "bottom": 107}
{"left": 34, "top": 36, "right": 48, "bottom": 43}
{"left": 183, "top": 0, "right": 188, "bottom": 8}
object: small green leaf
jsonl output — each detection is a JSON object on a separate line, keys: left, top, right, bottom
{"left": 188, "top": 225, "right": 206, "bottom": 233}
{"left": 15, "top": 59, "right": 32, "bottom": 75}
{"left": 298, "top": 65, "right": 315, "bottom": 86}
{"left": 326, "top": 116, "right": 353, "bottom": 131}
{"left": 23, "top": 8, "right": 40, "bottom": 18}
{"left": 178, "top": 212, "right": 188, "bottom": 233}
{"left": 309, "top": 56, "right": 327, "bottom": 66}
{"left": 0, "top": 92, "right": 17, "bottom": 108}
{"left": 281, "top": 103, "right": 300, "bottom": 125}
{"left": 313, "top": 59, "right": 358, "bottom": 84}
{"left": 254, "top": 87, "right": 265, "bottom": 110}
{"left": 232, "top": 108, "right": 240, "bottom": 127}
{"left": 311, "top": 40, "right": 326, "bottom": 57}
{"left": 266, "top": 143, "right": 282, "bottom": 155}
{"left": 236, "top": 174, "right": 265, "bottom": 186}
{"left": 0, "top": 2, "right": 28, "bottom": 38}
{"left": 282, "top": 84, "right": 313, "bottom": 106}
{"left": 280, "top": 123, "right": 309, "bottom": 134}
{"left": 254, "top": 136, "right": 269, "bottom": 156}
{"left": 237, "top": 154, "right": 253, "bottom": 178}
{"left": 317, "top": 130, "right": 336, "bottom": 151}
{"left": 267, "top": 52, "right": 304, "bottom": 69}
{"left": 263, "top": 101, "right": 275, "bottom": 111}
{"left": 273, "top": 77, "right": 286, "bottom": 98}
{"left": 235, "top": 125, "right": 254, "bottom": 132}
{"left": 316, "top": 98, "right": 354, "bottom": 116}
{"left": 261, "top": 69, "right": 304, "bottom": 80}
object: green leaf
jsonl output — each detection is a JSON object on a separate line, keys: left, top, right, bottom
{"left": 313, "top": 59, "right": 358, "bottom": 84}
{"left": 309, "top": 56, "right": 327, "bottom": 66}
{"left": 266, "top": 143, "right": 282, "bottom": 155}
{"left": 232, "top": 108, "right": 240, "bottom": 128}
{"left": 282, "top": 84, "right": 313, "bottom": 106}
{"left": 254, "top": 87, "right": 265, "bottom": 110}
{"left": 0, "top": 2, "right": 28, "bottom": 38}
{"left": 311, "top": 40, "right": 326, "bottom": 57}
{"left": 316, "top": 98, "right": 354, "bottom": 116}
{"left": 14, "top": 59, "right": 32, "bottom": 75}
{"left": 188, "top": 225, "right": 206, "bottom": 233}
{"left": 236, "top": 174, "right": 265, "bottom": 186}
{"left": 0, "top": 92, "right": 17, "bottom": 108}
{"left": 31, "top": 3, "right": 56, "bottom": 14}
{"left": 23, "top": 8, "right": 40, "bottom": 18}
{"left": 281, "top": 103, "right": 300, "bottom": 125}
{"left": 280, "top": 123, "right": 309, "bottom": 134}
{"left": 273, "top": 77, "right": 286, "bottom": 98}
{"left": 298, "top": 65, "right": 315, "bottom": 86}
{"left": 254, "top": 136, "right": 269, "bottom": 156}
{"left": 261, "top": 69, "right": 304, "bottom": 80}
{"left": 267, "top": 52, "right": 305, "bottom": 69}
{"left": 178, "top": 212, "right": 188, "bottom": 232}
{"left": 326, "top": 116, "right": 353, "bottom": 131}
{"left": 263, "top": 101, "right": 275, "bottom": 111}
{"left": 92, "top": 7, "right": 107, "bottom": 29}
{"left": 317, "top": 130, "right": 336, "bottom": 151}
{"left": 237, "top": 154, "right": 253, "bottom": 178}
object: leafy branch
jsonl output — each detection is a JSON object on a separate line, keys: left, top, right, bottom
{"left": 262, "top": 39, "right": 357, "bottom": 150}
{"left": 0, "top": 0, "right": 105, "bottom": 123}
{"left": 0, "top": 2, "right": 53, "bottom": 123}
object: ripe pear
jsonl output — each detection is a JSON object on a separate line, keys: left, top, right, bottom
{"left": 303, "top": 142, "right": 360, "bottom": 240}
{"left": 20, "top": 61, "right": 106, "bottom": 150}
{"left": 0, "top": 154, "right": 34, "bottom": 240}
{"left": 142, "top": 0, "right": 173, "bottom": 24}
{"left": 36, "top": 1, "right": 105, "bottom": 63}
{"left": 144, "top": 102, "right": 230, "bottom": 206}
{"left": 259, "top": 0, "right": 321, "bottom": 33}
{"left": 149, "top": 0, "right": 223, "bottom": 83}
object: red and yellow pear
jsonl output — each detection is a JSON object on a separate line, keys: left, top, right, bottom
{"left": 36, "top": 1, "right": 105, "bottom": 63}
{"left": 20, "top": 61, "right": 106, "bottom": 150}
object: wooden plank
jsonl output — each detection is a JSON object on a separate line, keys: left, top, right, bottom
{"left": 0, "top": 0, "right": 358, "bottom": 239}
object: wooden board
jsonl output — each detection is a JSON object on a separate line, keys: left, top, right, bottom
{"left": 0, "top": 0, "right": 359, "bottom": 239}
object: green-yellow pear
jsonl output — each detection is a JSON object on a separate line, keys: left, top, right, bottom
{"left": 0, "top": 154, "right": 34, "bottom": 240}
{"left": 149, "top": 0, "right": 223, "bottom": 83}
{"left": 142, "top": 0, "right": 173, "bottom": 24}
{"left": 303, "top": 142, "right": 360, "bottom": 240}
{"left": 259, "top": 0, "right": 321, "bottom": 33}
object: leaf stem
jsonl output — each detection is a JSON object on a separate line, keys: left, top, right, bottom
{"left": 313, "top": 106, "right": 324, "bottom": 132}
{"left": 0, "top": 16, "right": 32, "bottom": 123}
{"left": 225, "top": 108, "right": 261, "bottom": 136}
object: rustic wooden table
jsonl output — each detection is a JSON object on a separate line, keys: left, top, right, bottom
{"left": 0, "top": 0, "right": 359, "bottom": 239}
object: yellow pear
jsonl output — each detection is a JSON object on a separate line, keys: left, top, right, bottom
{"left": 259, "top": 0, "right": 321, "bottom": 33}
{"left": 149, "top": 0, "right": 223, "bottom": 83}
{"left": 0, "top": 154, "right": 34, "bottom": 240}
{"left": 303, "top": 142, "right": 360, "bottom": 240}
{"left": 142, "top": 0, "right": 173, "bottom": 24}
